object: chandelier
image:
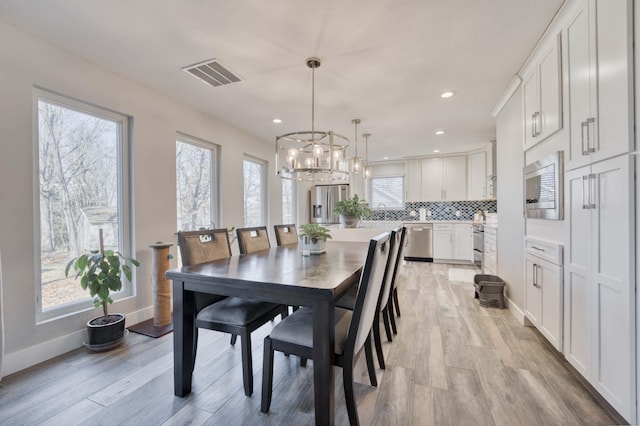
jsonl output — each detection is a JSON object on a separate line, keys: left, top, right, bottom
{"left": 363, "top": 133, "right": 372, "bottom": 179}
{"left": 350, "top": 119, "right": 362, "bottom": 174}
{"left": 275, "top": 57, "right": 349, "bottom": 182}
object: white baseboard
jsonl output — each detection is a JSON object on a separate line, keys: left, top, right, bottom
{"left": 1, "top": 306, "right": 153, "bottom": 378}
{"left": 505, "top": 296, "right": 526, "bottom": 325}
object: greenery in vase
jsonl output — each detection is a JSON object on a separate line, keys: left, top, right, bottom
{"left": 332, "top": 194, "right": 373, "bottom": 218}
{"left": 299, "top": 223, "right": 332, "bottom": 244}
{"left": 65, "top": 230, "right": 139, "bottom": 322}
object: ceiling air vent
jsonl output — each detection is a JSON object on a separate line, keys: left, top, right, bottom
{"left": 182, "top": 59, "right": 242, "bottom": 88}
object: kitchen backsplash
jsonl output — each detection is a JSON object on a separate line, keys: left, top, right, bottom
{"left": 363, "top": 200, "right": 497, "bottom": 221}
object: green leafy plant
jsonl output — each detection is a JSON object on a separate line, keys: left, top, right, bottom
{"left": 332, "top": 194, "right": 373, "bottom": 218}
{"left": 299, "top": 223, "right": 332, "bottom": 244}
{"left": 65, "top": 234, "right": 139, "bottom": 322}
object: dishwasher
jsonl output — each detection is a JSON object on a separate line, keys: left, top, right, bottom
{"left": 403, "top": 223, "right": 433, "bottom": 262}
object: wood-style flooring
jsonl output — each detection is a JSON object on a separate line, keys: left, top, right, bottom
{"left": 0, "top": 261, "right": 621, "bottom": 425}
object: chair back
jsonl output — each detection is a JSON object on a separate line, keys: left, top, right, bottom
{"left": 274, "top": 224, "right": 298, "bottom": 246}
{"left": 236, "top": 226, "right": 271, "bottom": 254}
{"left": 177, "top": 229, "right": 232, "bottom": 266}
{"left": 346, "top": 232, "right": 392, "bottom": 356}
{"left": 378, "top": 228, "right": 402, "bottom": 309}
{"left": 389, "top": 226, "right": 407, "bottom": 292}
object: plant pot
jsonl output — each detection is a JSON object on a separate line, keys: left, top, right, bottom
{"left": 340, "top": 214, "right": 359, "bottom": 228}
{"left": 85, "top": 313, "right": 126, "bottom": 351}
{"left": 301, "top": 237, "right": 326, "bottom": 255}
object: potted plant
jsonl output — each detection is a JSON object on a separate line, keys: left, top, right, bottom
{"left": 65, "top": 229, "right": 139, "bottom": 350}
{"left": 299, "top": 223, "right": 332, "bottom": 255}
{"left": 332, "top": 194, "right": 373, "bottom": 228}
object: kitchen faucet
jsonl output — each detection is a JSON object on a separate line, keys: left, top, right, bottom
{"left": 377, "top": 203, "right": 387, "bottom": 220}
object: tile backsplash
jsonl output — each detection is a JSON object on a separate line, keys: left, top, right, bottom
{"left": 364, "top": 200, "right": 497, "bottom": 222}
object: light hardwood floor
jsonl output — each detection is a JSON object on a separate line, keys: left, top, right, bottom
{"left": 0, "top": 261, "right": 621, "bottom": 425}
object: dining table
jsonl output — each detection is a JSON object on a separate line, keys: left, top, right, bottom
{"left": 166, "top": 240, "right": 370, "bottom": 426}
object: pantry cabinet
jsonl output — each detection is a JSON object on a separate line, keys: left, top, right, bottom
{"left": 523, "top": 31, "right": 562, "bottom": 150}
{"left": 565, "top": 0, "right": 633, "bottom": 170}
{"left": 564, "top": 154, "right": 634, "bottom": 420}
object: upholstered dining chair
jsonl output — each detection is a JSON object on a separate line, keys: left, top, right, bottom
{"left": 273, "top": 224, "right": 299, "bottom": 246}
{"left": 177, "top": 228, "right": 288, "bottom": 397}
{"left": 261, "top": 232, "right": 391, "bottom": 426}
{"left": 387, "top": 226, "right": 407, "bottom": 334}
{"left": 236, "top": 226, "right": 271, "bottom": 254}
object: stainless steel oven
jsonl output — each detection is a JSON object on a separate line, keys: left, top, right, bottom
{"left": 472, "top": 224, "right": 483, "bottom": 269}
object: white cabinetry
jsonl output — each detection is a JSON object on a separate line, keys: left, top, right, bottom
{"left": 433, "top": 223, "right": 453, "bottom": 260}
{"left": 566, "top": 0, "right": 633, "bottom": 170}
{"left": 565, "top": 155, "right": 634, "bottom": 420}
{"left": 523, "top": 31, "right": 562, "bottom": 150}
{"left": 483, "top": 226, "right": 497, "bottom": 275}
{"left": 404, "top": 160, "right": 422, "bottom": 202}
{"left": 421, "top": 156, "right": 467, "bottom": 201}
{"left": 453, "top": 223, "right": 471, "bottom": 261}
{"left": 468, "top": 151, "right": 487, "bottom": 200}
{"left": 524, "top": 238, "right": 563, "bottom": 351}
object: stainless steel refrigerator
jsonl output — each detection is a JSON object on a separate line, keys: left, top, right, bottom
{"left": 309, "top": 184, "right": 349, "bottom": 224}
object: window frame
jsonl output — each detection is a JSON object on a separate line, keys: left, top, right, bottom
{"left": 242, "top": 155, "right": 268, "bottom": 227}
{"left": 175, "top": 133, "right": 220, "bottom": 231}
{"left": 34, "top": 88, "right": 133, "bottom": 322}
{"left": 368, "top": 175, "right": 405, "bottom": 209}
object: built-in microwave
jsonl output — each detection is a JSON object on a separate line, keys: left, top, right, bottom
{"left": 524, "top": 151, "right": 563, "bottom": 220}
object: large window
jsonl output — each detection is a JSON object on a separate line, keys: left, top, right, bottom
{"left": 36, "top": 90, "right": 131, "bottom": 317}
{"left": 282, "top": 179, "right": 296, "bottom": 224}
{"left": 176, "top": 136, "right": 218, "bottom": 231}
{"left": 243, "top": 157, "right": 266, "bottom": 227}
{"left": 370, "top": 176, "right": 404, "bottom": 208}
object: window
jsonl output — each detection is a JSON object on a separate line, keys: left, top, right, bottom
{"left": 282, "top": 179, "right": 296, "bottom": 224}
{"left": 370, "top": 176, "right": 404, "bottom": 208}
{"left": 176, "top": 136, "right": 218, "bottom": 231}
{"left": 36, "top": 90, "right": 131, "bottom": 318}
{"left": 243, "top": 157, "right": 266, "bottom": 227}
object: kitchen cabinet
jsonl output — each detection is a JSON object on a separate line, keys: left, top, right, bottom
{"left": 404, "top": 159, "right": 422, "bottom": 202}
{"left": 468, "top": 151, "right": 487, "bottom": 200}
{"left": 421, "top": 156, "right": 467, "bottom": 201}
{"left": 524, "top": 238, "right": 563, "bottom": 351}
{"left": 564, "top": 154, "right": 634, "bottom": 420}
{"left": 483, "top": 226, "right": 497, "bottom": 275}
{"left": 433, "top": 223, "right": 471, "bottom": 262}
{"left": 565, "top": 0, "right": 633, "bottom": 170}
{"left": 522, "top": 31, "right": 562, "bottom": 150}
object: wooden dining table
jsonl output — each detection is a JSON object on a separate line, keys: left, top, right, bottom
{"left": 166, "top": 240, "right": 370, "bottom": 426}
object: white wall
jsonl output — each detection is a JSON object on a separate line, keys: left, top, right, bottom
{"left": 0, "top": 23, "right": 281, "bottom": 375}
{"left": 495, "top": 90, "right": 526, "bottom": 314}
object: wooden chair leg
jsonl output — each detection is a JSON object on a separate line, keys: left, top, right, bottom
{"left": 364, "top": 334, "right": 377, "bottom": 387}
{"left": 393, "top": 288, "right": 401, "bottom": 316}
{"left": 373, "top": 312, "right": 386, "bottom": 370}
{"left": 343, "top": 358, "right": 360, "bottom": 426}
{"left": 261, "top": 337, "right": 274, "bottom": 413}
{"left": 388, "top": 299, "right": 398, "bottom": 335}
{"left": 382, "top": 308, "right": 393, "bottom": 342}
{"left": 240, "top": 331, "right": 253, "bottom": 396}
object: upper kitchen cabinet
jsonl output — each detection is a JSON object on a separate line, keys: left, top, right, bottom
{"left": 405, "top": 159, "right": 422, "bottom": 202}
{"left": 523, "top": 31, "right": 563, "bottom": 150}
{"left": 421, "top": 156, "right": 467, "bottom": 201}
{"left": 468, "top": 150, "right": 487, "bottom": 199}
{"left": 565, "top": 0, "right": 633, "bottom": 170}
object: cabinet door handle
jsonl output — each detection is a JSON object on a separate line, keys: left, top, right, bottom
{"left": 536, "top": 265, "right": 541, "bottom": 289}
{"left": 581, "top": 175, "right": 589, "bottom": 209}
{"left": 587, "top": 173, "right": 596, "bottom": 209}
{"left": 531, "top": 246, "right": 545, "bottom": 252}
{"left": 586, "top": 117, "right": 596, "bottom": 153}
{"left": 581, "top": 120, "right": 588, "bottom": 155}
{"left": 533, "top": 263, "right": 538, "bottom": 287}
{"left": 531, "top": 113, "right": 537, "bottom": 138}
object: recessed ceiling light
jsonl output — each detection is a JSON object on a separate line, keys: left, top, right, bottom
{"left": 435, "top": 130, "right": 445, "bottom": 135}
{"left": 272, "top": 118, "right": 282, "bottom": 123}
{"left": 383, "top": 156, "right": 389, "bottom": 160}
{"left": 433, "top": 149, "right": 440, "bottom": 153}
{"left": 440, "top": 91, "right": 455, "bottom": 99}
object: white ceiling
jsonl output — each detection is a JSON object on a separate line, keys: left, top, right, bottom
{"left": 0, "top": 0, "right": 564, "bottom": 161}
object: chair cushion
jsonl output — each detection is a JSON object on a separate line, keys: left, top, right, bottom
{"left": 269, "top": 307, "right": 352, "bottom": 354}
{"left": 196, "top": 297, "right": 282, "bottom": 326}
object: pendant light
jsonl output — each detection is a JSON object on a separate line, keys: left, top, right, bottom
{"left": 350, "top": 119, "right": 362, "bottom": 173}
{"left": 363, "top": 133, "right": 372, "bottom": 179}
{"left": 275, "top": 57, "right": 349, "bottom": 182}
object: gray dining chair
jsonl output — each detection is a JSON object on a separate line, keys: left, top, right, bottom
{"left": 273, "top": 224, "right": 299, "bottom": 246}
{"left": 261, "top": 232, "right": 391, "bottom": 425}
{"left": 177, "top": 228, "right": 288, "bottom": 396}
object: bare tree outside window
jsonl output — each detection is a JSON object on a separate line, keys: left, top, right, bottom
{"left": 243, "top": 158, "right": 265, "bottom": 227}
{"left": 37, "top": 96, "right": 128, "bottom": 313}
{"left": 176, "top": 140, "right": 216, "bottom": 231}
{"left": 282, "top": 179, "right": 295, "bottom": 224}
